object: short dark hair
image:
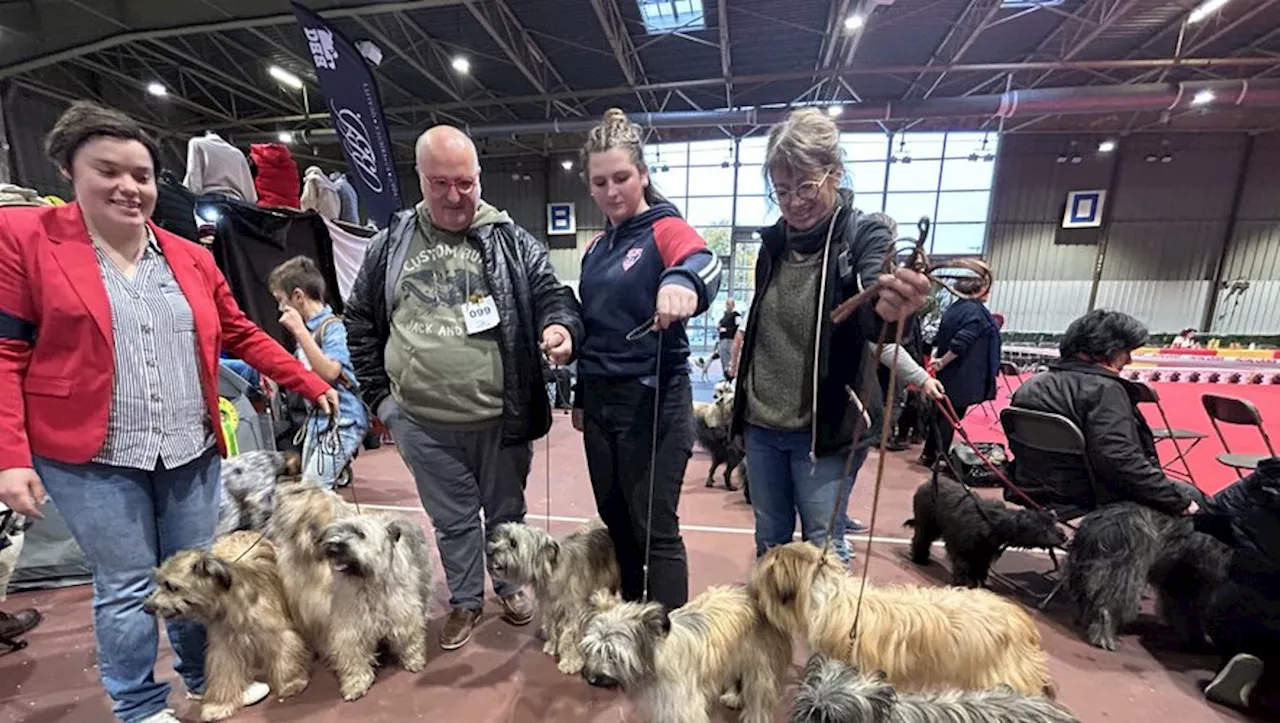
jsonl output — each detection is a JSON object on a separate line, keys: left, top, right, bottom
{"left": 45, "top": 101, "right": 162, "bottom": 173}
{"left": 953, "top": 274, "right": 991, "bottom": 297}
{"left": 1059, "top": 309, "right": 1148, "bottom": 361}
{"left": 268, "top": 256, "right": 327, "bottom": 302}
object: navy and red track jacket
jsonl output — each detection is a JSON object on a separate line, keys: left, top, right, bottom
{"left": 577, "top": 202, "right": 721, "bottom": 379}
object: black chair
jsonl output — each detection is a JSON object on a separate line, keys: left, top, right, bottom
{"left": 1131, "top": 382, "right": 1206, "bottom": 488}
{"left": 1202, "top": 393, "right": 1276, "bottom": 478}
{"left": 998, "top": 361, "right": 1022, "bottom": 397}
{"left": 999, "top": 407, "right": 1096, "bottom": 609}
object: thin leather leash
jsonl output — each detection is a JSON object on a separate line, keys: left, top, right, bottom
{"left": 626, "top": 317, "right": 666, "bottom": 604}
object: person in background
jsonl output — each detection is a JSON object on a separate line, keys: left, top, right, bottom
{"left": 1171, "top": 327, "right": 1199, "bottom": 349}
{"left": 1194, "top": 457, "right": 1280, "bottom": 714}
{"left": 269, "top": 255, "right": 369, "bottom": 489}
{"left": 716, "top": 298, "right": 741, "bottom": 380}
{"left": 0, "top": 101, "right": 334, "bottom": 723}
{"left": 345, "top": 125, "right": 582, "bottom": 651}
{"left": 919, "top": 271, "right": 1000, "bottom": 468}
{"left": 573, "top": 109, "right": 720, "bottom": 610}
{"left": 1007, "top": 309, "right": 1201, "bottom": 519}
{"left": 727, "top": 108, "right": 931, "bottom": 561}
{"left": 0, "top": 504, "right": 40, "bottom": 649}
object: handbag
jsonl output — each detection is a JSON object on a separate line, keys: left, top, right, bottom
{"left": 946, "top": 440, "right": 1009, "bottom": 488}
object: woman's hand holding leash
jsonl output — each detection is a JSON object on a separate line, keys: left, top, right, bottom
{"left": 875, "top": 267, "right": 931, "bottom": 322}
{"left": 922, "top": 378, "right": 946, "bottom": 400}
{"left": 654, "top": 284, "right": 698, "bottom": 331}
{"left": 316, "top": 389, "right": 340, "bottom": 421}
{"left": 0, "top": 468, "right": 47, "bottom": 519}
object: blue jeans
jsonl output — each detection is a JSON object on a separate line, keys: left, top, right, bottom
{"left": 301, "top": 419, "right": 367, "bottom": 489}
{"left": 745, "top": 425, "right": 869, "bottom": 562}
{"left": 34, "top": 450, "right": 221, "bottom": 723}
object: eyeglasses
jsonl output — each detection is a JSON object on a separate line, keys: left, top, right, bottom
{"left": 768, "top": 171, "right": 830, "bottom": 205}
{"left": 425, "top": 176, "right": 477, "bottom": 197}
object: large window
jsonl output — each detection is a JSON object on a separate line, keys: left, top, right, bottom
{"left": 645, "top": 131, "right": 997, "bottom": 349}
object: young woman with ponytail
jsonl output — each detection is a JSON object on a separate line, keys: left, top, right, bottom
{"left": 571, "top": 109, "right": 722, "bottom": 609}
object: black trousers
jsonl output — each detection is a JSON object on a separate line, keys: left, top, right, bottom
{"left": 1207, "top": 578, "right": 1280, "bottom": 709}
{"left": 923, "top": 403, "right": 970, "bottom": 461}
{"left": 582, "top": 374, "right": 693, "bottom": 609}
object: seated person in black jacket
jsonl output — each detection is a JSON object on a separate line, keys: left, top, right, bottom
{"left": 1195, "top": 457, "right": 1280, "bottom": 713}
{"left": 1007, "top": 310, "right": 1200, "bottom": 519}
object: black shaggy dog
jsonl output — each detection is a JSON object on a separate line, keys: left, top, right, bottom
{"left": 905, "top": 477, "right": 1068, "bottom": 588}
{"left": 1065, "top": 502, "right": 1229, "bottom": 651}
{"left": 693, "top": 382, "right": 744, "bottom": 492}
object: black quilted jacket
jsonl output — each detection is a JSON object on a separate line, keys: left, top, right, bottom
{"left": 344, "top": 209, "right": 583, "bottom": 447}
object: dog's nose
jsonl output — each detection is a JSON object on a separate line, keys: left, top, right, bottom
{"left": 323, "top": 540, "right": 343, "bottom": 556}
{"left": 583, "top": 672, "right": 618, "bottom": 689}
{"left": 142, "top": 600, "right": 157, "bottom": 615}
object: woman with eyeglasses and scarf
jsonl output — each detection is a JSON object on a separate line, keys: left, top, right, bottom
{"left": 728, "top": 109, "right": 931, "bottom": 560}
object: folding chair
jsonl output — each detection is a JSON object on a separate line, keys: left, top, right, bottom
{"left": 1132, "top": 382, "right": 1206, "bottom": 488}
{"left": 999, "top": 407, "right": 1095, "bottom": 610}
{"left": 998, "top": 361, "right": 1022, "bottom": 398}
{"left": 1201, "top": 393, "right": 1276, "bottom": 479}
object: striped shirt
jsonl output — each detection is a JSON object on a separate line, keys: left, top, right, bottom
{"left": 91, "top": 230, "right": 213, "bottom": 470}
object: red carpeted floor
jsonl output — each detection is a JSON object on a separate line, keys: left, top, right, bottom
{"left": 959, "top": 377, "right": 1280, "bottom": 495}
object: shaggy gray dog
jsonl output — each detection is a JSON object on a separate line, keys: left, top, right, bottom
{"left": 790, "top": 655, "right": 1079, "bottom": 723}
{"left": 322, "top": 513, "right": 436, "bottom": 701}
{"left": 487, "top": 520, "right": 620, "bottom": 674}
{"left": 215, "top": 450, "right": 301, "bottom": 537}
{"left": 1065, "top": 502, "right": 1229, "bottom": 650}
{"left": 905, "top": 478, "right": 1067, "bottom": 588}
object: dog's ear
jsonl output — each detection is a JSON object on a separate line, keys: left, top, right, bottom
{"left": 197, "top": 556, "right": 233, "bottom": 590}
{"left": 641, "top": 603, "right": 671, "bottom": 638}
{"left": 280, "top": 451, "right": 302, "bottom": 477}
{"left": 542, "top": 539, "right": 561, "bottom": 568}
{"left": 864, "top": 671, "right": 896, "bottom": 718}
{"left": 589, "top": 589, "right": 619, "bottom": 612}
{"left": 386, "top": 518, "right": 416, "bottom": 546}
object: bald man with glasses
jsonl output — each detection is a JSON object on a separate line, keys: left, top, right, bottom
{"left": 345, "top": 125, "right": 583, "bottom": 651}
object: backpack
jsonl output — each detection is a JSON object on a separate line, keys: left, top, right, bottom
{"left": 946, "top": 440, "right": 1009, "bottom": 488}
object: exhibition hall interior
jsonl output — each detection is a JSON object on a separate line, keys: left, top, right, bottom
{"left": 2, "top": 0, "right": 1280, "bottom": 721}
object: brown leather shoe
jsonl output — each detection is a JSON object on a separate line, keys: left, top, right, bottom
{"left": 499, "top": 590, "right": 535, "bottom": 626}
{"left": 439, "top": 607, "right": 481, "bottom": 651}
{"left": 0, "top": 608, "right": 41, "bottom": 645}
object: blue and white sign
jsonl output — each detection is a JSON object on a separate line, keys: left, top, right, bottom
{"left": 547, "top": 202, "right": 576, "bottom": 235}
{"left": 1062, "top": 190, "right": 1107, "bottom": 229}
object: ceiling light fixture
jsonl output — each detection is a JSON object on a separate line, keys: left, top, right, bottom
{"left": 1188, "top": 0, "right": 1230, "bottom": 24}
{"left": 277, "top": 131, "right": 294, "bottom": 144}
{"left": 844, "top": 14, "right": 864, "bottom": 31}
{"left": 561, "top": 160, "right": 573, "bottom": 171}
{"left": 268, "top": 65, "right": 304, "bottom": 90}
{"left": 827, "top": 105, "right": 844, "bottom": 118}
{"left": 1098, "top": 140, "right": 1116, "bottom": 153}
{"left": 146, "top": 82, "right": 167, "bottom": 97}
{"left": 1191, "top": 89, "right": 1215, "bottom": 106}
{"left": 451, "top": 56, "right": 471, "bottom": 74}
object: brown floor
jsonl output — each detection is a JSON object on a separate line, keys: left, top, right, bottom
{"left": 0, "top": 414, "right": 1267, "bottom": 722}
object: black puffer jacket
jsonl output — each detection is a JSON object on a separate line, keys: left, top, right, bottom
{"left": 729, "top": 193, "right": 891, "bottom": 458}
{"left": 1007, "top": 359, "right": 1193, "bottom": 517}
{"left": 345, "top": 209, "right": 583, "bottom": 447}
{"left": 1196, "top": 457, "right": 1280, "bottom": 595}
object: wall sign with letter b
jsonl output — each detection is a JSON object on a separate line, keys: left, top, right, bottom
{"left": 547, "top": 202, "right": 576, "bottom": 235}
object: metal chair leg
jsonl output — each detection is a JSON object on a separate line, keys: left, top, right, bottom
{"left": 1038, "top": 578, "right": 1066, "bottom": 611}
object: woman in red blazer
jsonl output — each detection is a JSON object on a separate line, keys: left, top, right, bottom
{"left": 0, "top": 102, "right": 335, "bottom": 723}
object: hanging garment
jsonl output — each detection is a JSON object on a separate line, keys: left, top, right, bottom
{"left": 329, "top": 172, "right": 360, "bottom": 224}
{"left": 0, "top": 184, "right": 51, "bottom": 208}
{"left": 206, "top": 198, "right": 341, "bottom": 347}
{"left": 324, "top": 218, "right": 376, "bottom": 302}
{"left": 300, "top": 166, "right": 341, "bottom": 220}
{"left": 184, "top": 132, "right": 257, "bottom": 202}
{"left": 152, "top": 171, "right": 200, "bottom": 242}
{"left": 250, "top": 143, "right": 301, "bottom": 210}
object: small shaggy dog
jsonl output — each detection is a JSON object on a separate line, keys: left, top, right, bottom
{"left": 750, "top": 542, "right": 1054, "bottom": 697}
{"left": 215, "top": 450, "right": 301, "bottom": 537}
{"left": 1065, "top": 502, "right": 1229, "bottom": 651}
{"left": 267, "top": 480, "right": 356, "bottom": 653}
{"left": 905, "top": 478, "right": 1067, "bottom": 587}
{"left": 579, "top": 586, "right": 792, "bottom": 723}
{"left": 486, "top": 519, "right": 620, "bottom": 674}
{"left": 693, "top": 383, "right": 744, "bottom": 491}
{"left": 144, "top": 531, "right": 310, "bottom": 721}
{"left": 791, "top": 655, "right": 1079, "bottom": 723}
{"left": 322, "top": 513, "right": 436, "bottom": 701}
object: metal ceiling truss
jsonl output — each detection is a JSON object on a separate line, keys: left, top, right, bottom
{"left": 904, "top": 0, "right": 1004, "bottom": 100}
{"left": 588, "top": 0, "right": 660, "bottom": 111}
{"left": 461, "top": 0, "right": 584, "bottom": 118}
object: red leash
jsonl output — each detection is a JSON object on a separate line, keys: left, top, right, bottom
{"left": 932, "top": 395, "right": 1049, "bottom": 515}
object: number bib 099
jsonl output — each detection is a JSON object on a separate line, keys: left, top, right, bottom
{"left": 463, "top": 295, "right": 500, "bottom": 334}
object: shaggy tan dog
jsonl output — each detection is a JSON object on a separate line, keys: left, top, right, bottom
{"left": 750, "top": 542, "right": 1054, "bottom": 697}
{"left": 486, "top": 519, "right": 620, "bottom": 674}
{"left": 579, "top": 585, "right": 792, "bottom": 723}
{"left": 267, "top": 481, "right": 356, "bottom": 653}
{"left": 144, "top": 531, "right": 309, "bottom": 722}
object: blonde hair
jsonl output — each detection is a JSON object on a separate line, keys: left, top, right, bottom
{"left": 763, "top": 108, "right": 845, "bottom": 182}
{"left": 581, "top": 108, "right": 666, "bottom": 206}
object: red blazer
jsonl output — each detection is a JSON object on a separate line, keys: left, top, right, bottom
{"left": 0, "top": 203, "right": 330, "bottom": 470}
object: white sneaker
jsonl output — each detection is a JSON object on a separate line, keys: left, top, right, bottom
{"left": 137, "top": 710, "right": 182, "bottom": 723}
{"left": 186, "top": 681, "right": 271, "bottom": 707}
